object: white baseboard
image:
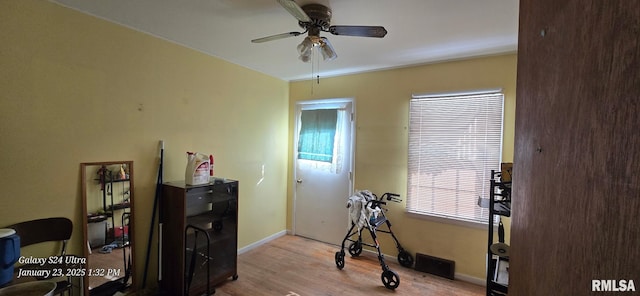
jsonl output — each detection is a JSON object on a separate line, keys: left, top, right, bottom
{"left": 237, "top": 230, "right": 287, "bottom": 254}
{"left": 454, "top": 273, "right": 486, "bottom": 286}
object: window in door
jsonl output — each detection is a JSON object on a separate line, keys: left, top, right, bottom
{"left": 297, "top": 109, "right": 338, "bottom": 163}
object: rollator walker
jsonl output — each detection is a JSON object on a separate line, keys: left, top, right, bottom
{"left": 334, "top": 190, "right": 414, "bottom": 290}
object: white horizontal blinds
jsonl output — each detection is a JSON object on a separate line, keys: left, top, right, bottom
{"left": 407, "top": 92, "right": 504, "bottom": 223}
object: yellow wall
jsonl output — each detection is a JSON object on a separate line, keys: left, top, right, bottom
{"left": 0, "top": 0, "right": 289, "bottom": 290}
{"left": 288, "top": 54, "right": 517, "bottom": 279}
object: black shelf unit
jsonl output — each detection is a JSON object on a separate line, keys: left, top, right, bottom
{"left": 160, "top": 178, "right": 239, "bottom": 296}
{"left": 88, "top": 166, "right": 131, "bottom": 246}
{"left": 100, "top": 170, "right": 130, "bottom": 244}
{"left": 486, "top": 169, "right": 511, "bottom": 296}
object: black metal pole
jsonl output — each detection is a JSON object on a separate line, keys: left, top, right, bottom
{"left": 142, "top": 141, "right": 164, "bottom": 289}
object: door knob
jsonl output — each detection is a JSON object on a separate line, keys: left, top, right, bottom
{"left": 296, "top": 179, "right": 303, "bottom": 184}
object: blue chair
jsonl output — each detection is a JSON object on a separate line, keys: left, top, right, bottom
{"left": 0, "top": 229, "right": 20, "bottom": 287}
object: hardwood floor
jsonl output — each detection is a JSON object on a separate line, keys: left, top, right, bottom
{"left": 211, "top": 235, "right": 484, "bottom": 296}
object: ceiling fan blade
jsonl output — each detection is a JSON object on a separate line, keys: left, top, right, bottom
{"left": 277, "top": 0, "right": 311, "bottom": 23}
{"left": 251, "top": 31, "right": 303, "bottom": 43}
{"left": 329, "top": 25, "right": 388, "bottom": 38}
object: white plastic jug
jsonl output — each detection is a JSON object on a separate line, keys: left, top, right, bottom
{"left": 185, "top": 152, "right": 210, "bottom": 185}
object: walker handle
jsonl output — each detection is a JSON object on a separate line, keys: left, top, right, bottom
{"left": 368, "top": 199, "right": 386, "bottom": 207}
{"left": 383, "top": 193, "right": 402, "bottom": 202}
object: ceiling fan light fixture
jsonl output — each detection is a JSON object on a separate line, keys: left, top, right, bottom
{"left": 319, "top": 37, "right": 337, "bottom": 61}
{"left": 297, "top": 36, "right": 337, "bottom": 62}
{"left": 297, "top": 37, "right": 313, "bottom": 62}
{"left": 297, "top": 38, "right": 313, "bottom": 62}
{"left": 299, "top": 54, "right": 312, "bottom": 63}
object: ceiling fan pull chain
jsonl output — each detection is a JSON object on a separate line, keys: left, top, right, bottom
{"left": 316, "top": 51, "right": 321, "bottom": 85}
{"left": 310, "top": 49, "right": 315, "bottom": 94}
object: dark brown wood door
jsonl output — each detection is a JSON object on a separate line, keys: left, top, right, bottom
{"left": 511, "top": 1, "right": 640, "bottom": 295}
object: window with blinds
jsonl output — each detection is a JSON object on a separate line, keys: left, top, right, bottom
{"left": 407, "top": 91, "right": 504, "bottom": 224}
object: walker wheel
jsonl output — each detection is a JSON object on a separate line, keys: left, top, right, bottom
{"left": 397, "top": 250, "right": 414, "bottom": 268}
{"left": 381, "top": 269, "right": 400, "bottom": 290}
{"left": 348, "top": 242, "right": 363, "bottom": 257}
{"left": 335, "top": 251, "right": 345, "bottom": 270}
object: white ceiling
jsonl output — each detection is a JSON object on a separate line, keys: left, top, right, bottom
{"left": 51, "top": 0, "right": 520, "bottom": 81}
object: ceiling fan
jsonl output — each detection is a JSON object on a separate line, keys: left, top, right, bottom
{"left": 251, "top": 0, "right": 388, "bottom": 62}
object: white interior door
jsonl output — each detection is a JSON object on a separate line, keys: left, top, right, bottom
{"left": 294, "top": 100, "right": 354, "bottom": 245}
